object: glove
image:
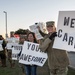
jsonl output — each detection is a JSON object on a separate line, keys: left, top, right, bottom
{"left": 49, "top": 32, "right": 57, "bottom": 40}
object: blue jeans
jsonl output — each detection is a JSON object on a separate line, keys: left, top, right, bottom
{"left": 25, "top": 65, "right": 37, "bottom": 75}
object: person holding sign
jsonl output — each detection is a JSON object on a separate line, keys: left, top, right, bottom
{"left": 0, "top": 35, "right": 6, "bottom": 67}
{"left": 37, "top": 21, "right": 69, "bottom": 75}
{"left": 7, "top": 32, "right": 17, "bottom": 68}
{"left": 18, "top": 35, "right": 27, "bottom": 75}
{"left": 24, "top": 32, "right": 38, "bottom": 75}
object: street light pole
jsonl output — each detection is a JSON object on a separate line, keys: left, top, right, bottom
{"left": 3, "top": 11, "right": 8, "bottom": 38}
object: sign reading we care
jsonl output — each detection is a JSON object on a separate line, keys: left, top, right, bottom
{"left": 53, "top": 11, "right": 75, "bottom": 52}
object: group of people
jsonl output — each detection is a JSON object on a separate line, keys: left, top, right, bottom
{"left": 0, "top": 21, "right": 69, "bottom": 75}
{"left": 0, "top": 32, "right": 17, "bottom": 68}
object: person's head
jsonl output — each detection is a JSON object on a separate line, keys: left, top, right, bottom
{"left": 19, "top": 35, "right": 27, "bottom": 43}
{"left": 10, "top": 32, "right": 14, "bottom": 37}
{"left": 27, "top": 32, "right": 37, "bottom": 43}
{"left": 0, "top": 35, "right": 3, "bottom": 40}
{"left": 46, "top": 21, "right": 56, "bottom": 33}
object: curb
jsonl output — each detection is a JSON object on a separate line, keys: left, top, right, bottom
{"left": 69, "top": 65, "right": 75, "bottom": 70}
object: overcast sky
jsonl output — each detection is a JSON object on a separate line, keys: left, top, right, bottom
{"left": 0, "top": 0, "right": 75, "bottom": 37}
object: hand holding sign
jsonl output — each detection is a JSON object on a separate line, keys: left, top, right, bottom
{"left": 37, "top": 26, "right": 41, "bottom": 31}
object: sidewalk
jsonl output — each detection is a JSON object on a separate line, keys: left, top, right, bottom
{"left": 68, "top": 52, "right": 75, "bottom": 69}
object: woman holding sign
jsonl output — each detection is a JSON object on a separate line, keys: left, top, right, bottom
{"left": 37, "top": 21, "right": 69, "bottom": 75}
{"left": 24, "top": 32, "right": 38, "bottom": 75}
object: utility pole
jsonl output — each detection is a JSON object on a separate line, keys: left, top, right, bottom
{"left": 3, "top": 11, "right": 8, "bottom": 38}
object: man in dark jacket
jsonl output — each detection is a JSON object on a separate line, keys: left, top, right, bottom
{"left": 0, "top": 35, "right": 6, "bottom": 67}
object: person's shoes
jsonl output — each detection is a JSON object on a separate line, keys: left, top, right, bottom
{"left": 22, "top": 73, "right": 25, "bottom": 75}
{"left": 12, "top": 63, "right": 15, "bottom": 67}
{"left": 10, "top": 63, "right": 15, "bottom": 68}
{"left": 0, "top": 61, "right": 2, "bottom": 64}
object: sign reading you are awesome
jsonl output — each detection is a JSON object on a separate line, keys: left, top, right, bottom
{"left": 53, "top": 11, "right": 75, "bottom": 52}
{"left": 19, "top": 41, "right": 48, "bottom": 66}
{"left": 12, "top": 44, "right": 23, "bottom": 60}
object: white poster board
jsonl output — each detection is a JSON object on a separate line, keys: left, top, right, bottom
{"left": 53, "top": 11, "right": 75, "bottom": 52}
{"left": 0, "top": 40, "right": 3, "bottom": 51}
{"left": 19, "top": 41, "right": 48, "bottom": 66}
{"left": 12, "top": 44, "right": 23, "bottom": 60}
{"left": 29, "top": 22, "right": 47, "bottom": 40}
{"left": 6, "top": 37, "right": 19, "bottom": 50}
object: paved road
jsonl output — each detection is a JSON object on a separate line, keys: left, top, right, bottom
{"left": 68, "top": 52, "right": 75, "bottom": 69}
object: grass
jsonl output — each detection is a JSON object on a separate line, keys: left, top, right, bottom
{"left": 0, "top": 61, "right": 23, "bottom": 75}
{"left": 0, "top": 60, "right": 75, "bottom": 75}
{"left": 67, "top": 67, "right": 75, "bottom": 75}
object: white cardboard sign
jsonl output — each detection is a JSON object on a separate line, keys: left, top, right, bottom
{"left": 29, "top": 22, "right": 47, "bottom": 40}
{"left": 12, "top": 44, "right": 23, "bottom": 60}
{"left": 19, "top": 41, "right": 48, "bottom": 66}
{"left": 53, "top": 11, "right": 75, "bottom": 52}
{"left": 0, "top": 40, "right": 3, "bottom": 51}
{"left": 6, "top": 37, "right": 19, "bottom": 50}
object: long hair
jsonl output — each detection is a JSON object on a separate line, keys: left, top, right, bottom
{"left": 27, "top": 32, "right": 38, "bottom": 43}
